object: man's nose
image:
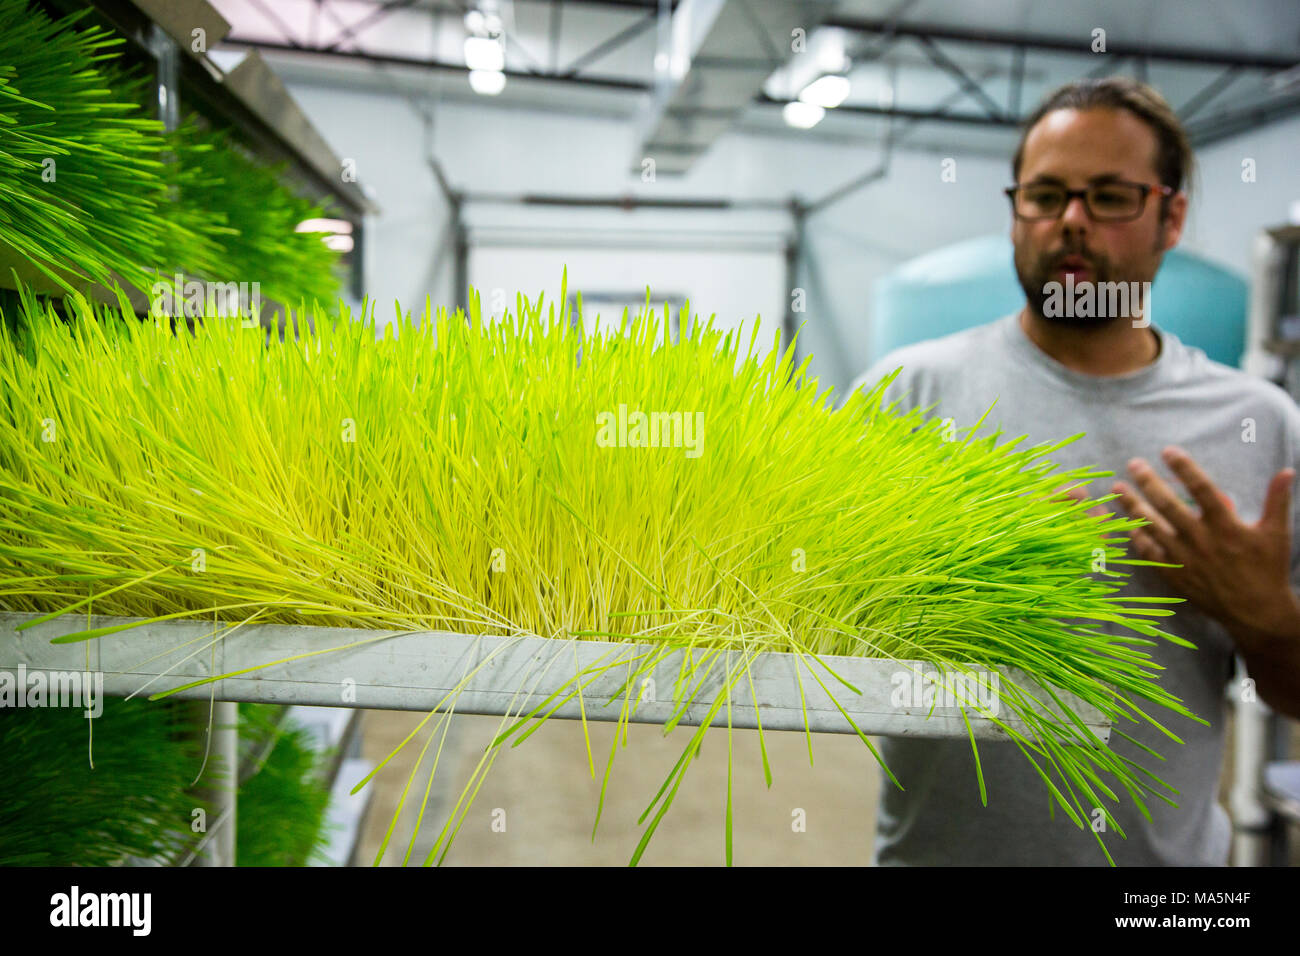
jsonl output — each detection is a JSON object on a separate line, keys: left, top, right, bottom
{"left": 1060, "top": 193, "right": 1091, "bottom": 228}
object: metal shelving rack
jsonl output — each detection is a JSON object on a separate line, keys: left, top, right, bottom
{"left": 39, "top": 0, "right": 374, "bottom": 218}
{"left": 6, "top": 0, "right": 380, "bottom": 865}
{"left": 1, "top": 608, "right": 1114, "bottom": 865}
{"left": 1234, "top": 222, "right": 1300, "bottom": 866}
{"left": 13, "top": 0, "right": 379, "bottom": 311}
{"left": 0, "top": 611, "right": 1110, "bottom": 740}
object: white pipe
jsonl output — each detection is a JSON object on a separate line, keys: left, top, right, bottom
{"left": 1228, "top": 668, "right": 1272, "bottom": 866}
{"left": 189, "top": 701, "right": 239, "bottom": 867}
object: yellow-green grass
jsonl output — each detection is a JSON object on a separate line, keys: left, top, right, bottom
{"left": 0, "top": 0, "right": 340, "bottom": 310}
{"left": 0, "top": 278, "right": 1197, "bottom": 864}
{"left": 0, "top": 697, "right": 216, "bottom": 866}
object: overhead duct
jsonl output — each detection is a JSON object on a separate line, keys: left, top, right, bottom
{"left": 633, "top": 0, "right": 839, "bottom": 175}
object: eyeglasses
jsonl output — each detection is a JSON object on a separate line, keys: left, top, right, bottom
{"left": 1004, "top": 180, "right": 1175, "bottom": 222}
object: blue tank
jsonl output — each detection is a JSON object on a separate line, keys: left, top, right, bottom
{"left": 871, "top": 234, "right": 1248, "bottom": 368}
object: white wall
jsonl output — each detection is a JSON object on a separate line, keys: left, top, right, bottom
{"left": 1181, "top": 114, "right": 1300, "bottom": 275}
{"left": 286, "top": 76, "right": 1010, "bottom": 386}
{"left": 287, "top": 84, "right": 456, "bottom": 320}
{"left": 470, "top": 246, "right": 785, "bottom": 343}
{"left": 285, "top": 73, "right": 1300, "bottom": 392}
{"left": 794, "top": 150, "right": 1010, "bottom": 387}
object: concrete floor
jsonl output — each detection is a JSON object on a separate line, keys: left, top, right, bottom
{"left": 348, "top": 702, "right": 1300, "bottom": 866}
{"left": 352, "top": 710, "right": 880, "bottom": 865}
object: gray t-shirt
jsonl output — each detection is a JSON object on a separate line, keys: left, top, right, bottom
{"left": 849, "top": 312, "right": 1300, "bottom": 866}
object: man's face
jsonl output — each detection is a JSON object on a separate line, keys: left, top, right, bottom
{"left": 1011, "top": 107, "right": 1187, "bottom": 326}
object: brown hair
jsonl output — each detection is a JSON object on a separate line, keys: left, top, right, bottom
{"left": 1011, "top": 78, "right": 1194, "bottom": 205}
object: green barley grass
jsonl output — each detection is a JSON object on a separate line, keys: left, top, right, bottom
{"left": 0, "top": 277, "right": 1199, "bottom": 865}
{"left": 0, "top": 1, "right": 175, "bottom": 296}
{"left": 237, "top": 704, "right": 336, "bottom": 866}
{"left": 0, "top": 697, "right": 331, "bottom": 866}
{"left": 0, "top": 697, "right": 216, "bottom": 865}
{"left": 0, "top": 0, "right": 341, "bottom": 310}
{"left": 165, "top": 120, "right": 342, "bottom": 312}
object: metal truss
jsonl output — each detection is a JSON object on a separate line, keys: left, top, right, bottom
{"left": 224, "top": 0, "right": 1299, "bottom": 149}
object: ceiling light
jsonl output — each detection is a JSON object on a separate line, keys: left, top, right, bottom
{"left": 799, "top": 74, "right": 850, "bottom": 109}
{"left": 464, "top": 36, "right": 504, "bottom": 72}
{"left": 782, "top": 101, "right": 824, "bottom": 129}
{"left": 464, "top": 8, "right": 502, "bottom": 38}
{"left": 814, "top": 29, "right": 850, "bottom": 75}
{"left": 295, "top": 218, "right": 353, "bottom": 235}
{"left": 468, "top": 70, "right": 506, "bottom": 96}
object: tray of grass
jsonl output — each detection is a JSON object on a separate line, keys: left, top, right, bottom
{"left": 0, "top": 275, "right": 1197, "bottom": 864}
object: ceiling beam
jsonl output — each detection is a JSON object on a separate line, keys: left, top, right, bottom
{"left": 560, "top": 9, "right": 657, "bottom": 77}
{"left": 631, "top": 0, "right": 839, "bottom": 175}
{"left": 224, "top": 35, "right": 1300, "bottom": 142}
{"left": 826, "top": 16, "right": 1299, "bottom": 71}
{"left": 222, "top": 36, "right": 650, "bottom": 91}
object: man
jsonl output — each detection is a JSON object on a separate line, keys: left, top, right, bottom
{"left": 850, "top": 78, "right": 1300, "bottom": 866}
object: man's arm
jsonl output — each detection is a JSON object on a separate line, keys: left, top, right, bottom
{"left": 1224, "top": 591, "right": 1300, "bottom": 719}
{"left": 1112, "top": 446, "right": 1300, "bottom": 719}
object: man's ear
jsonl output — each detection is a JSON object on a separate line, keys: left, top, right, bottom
{"left": 1160, "top": 191, "right": 1189, "bottom": 251}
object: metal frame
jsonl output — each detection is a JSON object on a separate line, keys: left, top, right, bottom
{"left": 218, "top": 1, "right": 1300, "bottom": 155}
{"left": 222, "top": 36, "right": 649, "bottom": 91}
{"left": 0, "top": 611, "right": 1111, "bottom": 742}
{"left": 416, "top": 126, "right": 801, "bottom": 323}
{"left": 0, "top": 605, "right": 1111, "bottom": 865}
{"left": 220, "top": 34, "right": 1298, "bottom": 147}
{"left": 20, "top": 0, "right": 375, "bottom": 320}
{"left": 243, "top": 0, "right": 675, "bottom": 81}
{"left": 34, "top": 0, "right": 374, "bottom": 220}
{"left": 826, "top": 16, "right": 1300, "bottom": 146}
{"left": 825, "top": 16, "right": 1299, "bottom": 71}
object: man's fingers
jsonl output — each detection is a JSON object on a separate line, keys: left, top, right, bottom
{"left": 1260, "top": 467, "right": 1296, "bottom": 533}
{"left": 1127, "top": 458, "right": 1202, "bottom": 541}
{"left": 1112, "top": 479, "right": 1177, "bottom": 539}
{"left": 1112, "top": 478, "right": 1185, "bottom": 554}
{"left": 1161, "top": 446, "right": 1234, "bottom": 529}
{"left": 1127, "top": 525, "right": 1168, "bottom": 563}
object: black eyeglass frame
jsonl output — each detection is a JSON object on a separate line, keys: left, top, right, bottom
{"left": 1003, "top": 180, "right": 1176, "bottom": 222}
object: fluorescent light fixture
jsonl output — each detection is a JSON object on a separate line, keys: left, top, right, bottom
{"left": 782, "top": 101, "right": 825, "bottom": 129}
{"left": 464, "top": 9, "right": 502, "bottom": 38}
{"left": 295, "top": 218, "right": 353, "bottom": 235}
{"left": 814, "top": 29, "right": 850, "bottom": 75}
{"left": 763, "top": 27, "right": 851, "bottom": 100}
{"left": 468, "top": 69, "right": 506, "bottom": 95}
{"left": 798, "top": 74, "right": 850, "bottom": 109}
{"left": 323, "top": 234, "right": 355, "bottom": 253}
{"left": 464, "top": 36, "right": 504, "bottom": 71}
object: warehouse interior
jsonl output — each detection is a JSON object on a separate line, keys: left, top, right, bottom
{"left": 2, "top": 0, "right": 1299, "bottom": 876}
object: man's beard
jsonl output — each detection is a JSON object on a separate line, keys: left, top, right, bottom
{"left": 1015, "top": 242, "right": 1127, "bottom": 328}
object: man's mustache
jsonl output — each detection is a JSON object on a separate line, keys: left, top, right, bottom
{"left": 1043, "top": 247, "right": 1100, "bottom": 269}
